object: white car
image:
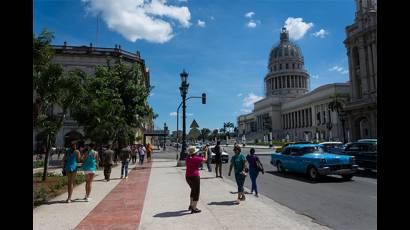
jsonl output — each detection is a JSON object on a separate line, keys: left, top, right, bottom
{"left": 208, "top": 146, "right": 229, "bottom": 164}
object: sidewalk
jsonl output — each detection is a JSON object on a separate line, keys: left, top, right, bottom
{"left": 33, "top": 158, "right": 331, "bottom": 230}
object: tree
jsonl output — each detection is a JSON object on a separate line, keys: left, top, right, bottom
{"left": 224, "top": 122, "right": 234, "bottom": 138}
{"left": 33, "top": 29, "right": 84, "bottom": 181}
{"left": 210, "top": 129, "right": 219, "bottom": 141}
{"left": 71, "top": 58, "right": 152, "bottom": 145}
{"left": 199, "top": 128, "right": 211, "bottom": 143}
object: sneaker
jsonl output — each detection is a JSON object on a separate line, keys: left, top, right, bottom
{"left": 191, "top": 208, "right": 201, "bottom": 214}
{"left": 86, "top": 197, "right": 92, "bottom": 202}
{"left": 120, "top": 175, "right": 123, "bottom": 179}
{"left": 255, "top": 193, "right": 259, "bottom": 197}
{"left": 66, "top": 199, "right": 72, "bottom": 203}
{"left": 125, "top": 176, "right": 128, "bottom": 179}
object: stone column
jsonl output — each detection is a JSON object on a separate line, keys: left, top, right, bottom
{"left": 347, "top": 47, "right": 358, "bottom": 99}
{"left": 367, "top": 45, "right": 374, "bottom": 91}
{"left": 372, "top": 42, "right": 377, "bottom": 89}
{"left": 358, "top": 44, "right": 369, "bottom": 95}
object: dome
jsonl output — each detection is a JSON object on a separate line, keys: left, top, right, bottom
{"left": 269, "top": 28, "right": 303, "bottom": 67}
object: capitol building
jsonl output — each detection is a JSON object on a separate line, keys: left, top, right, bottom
{"left": 237, "top": 0, "right": 377, "bottom": 143}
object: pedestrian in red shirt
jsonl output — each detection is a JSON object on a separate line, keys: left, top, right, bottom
{"left": 185, "top": 146, "right": 208, "bottom": 213}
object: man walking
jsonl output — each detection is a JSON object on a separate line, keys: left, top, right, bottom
{"left": 205, "top": 144, "right": 212, "bottom": 172}
{"left": 138, "top": 144, "right": 146, "bottom": 165}
{"left": 102, "top": 141, "right": 114, "bottom": 181}
{"left": 119, "top": 143, "right": 131, "bottom": 179}
{"left": 212, "top": 141, "right": 223, "bottom": 178}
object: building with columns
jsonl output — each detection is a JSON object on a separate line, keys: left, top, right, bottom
{"left": 237, "top": 28, "right": 350, "bottom": 143}
{"left": 343, "top": 0, "right": 377, "bottom": 141}
{"left": 33, "top": 43, "right": 153, "bottom": 152}
{"left": 237, "top": 0, "right": 377, "bottom": 143}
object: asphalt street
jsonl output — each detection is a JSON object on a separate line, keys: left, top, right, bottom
{"left": 160, "top": 146, "right": 377, "bottom": 230}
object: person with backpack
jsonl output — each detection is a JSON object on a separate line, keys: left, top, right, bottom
{"left": 81, "top": 140, "right": 99, "bottom": 202}
{"left": 119, "top": 143, "right": 131, "bottom": 179}
{"left": 62, "top": 139, "right": 81, "bottom": 203}
{"left": 212, "top": 141, "right": 223, "bottom": 178}
{"left": 246, "top": 148, "right": 264, "bottom": 197}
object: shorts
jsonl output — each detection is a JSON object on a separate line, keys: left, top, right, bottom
{"left": 84, "top": 170, "right": 96, "bottom": 174}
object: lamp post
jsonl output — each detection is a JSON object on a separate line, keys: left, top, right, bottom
{"left": 179, "top": 70, "right": 189, "bottom": 161}
{"left": 163, "top": 123, "right": 168, "bottom": 150}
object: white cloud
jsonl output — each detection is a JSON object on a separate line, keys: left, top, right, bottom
{"left": 82, "top": 0, "right": 191, "bottom": 44}
{"left": 245, "top": 12, "right": 255, "bottom": 18}
{"left": 313, "top": 29, "right": 328, "bottom": 38}
{"left": 329, "top": 65, "right": 349, "bottom": 75}
{"left": 241, "top": 108, "right": 252, "bottom": 113}
{"left": 170, "top": 112, "right": 177, "bottom": 116}
{"left": 311, "top": 74, "right": 319, "bottom": 79}
{"left": 197, "top": 19, "right": 205, "bottom": 27}
{"left": 243, "top": 93, "right": 263, "bottom": 107}
{"left": 247, "top": 20, "right": 257, "bottom": 28}
{"left": 237, "top": 93, "right": 243, "bottom": 97}
{"left": 284, "top": 17, "right": 314, "bottom": 40}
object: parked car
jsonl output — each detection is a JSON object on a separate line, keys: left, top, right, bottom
{"left": 270, "top": 144, "right": 358, "bottom": 180}
{"left": 206, "top": 146, "right": 229, "bottom": 163}
{"left": 341, "top": 141, "right": 377, "bottom": 170}
{"left": 318, "top": 142, "right": 345, "bottom": 154}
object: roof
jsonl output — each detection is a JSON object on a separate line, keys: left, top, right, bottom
{"left": 286, "top": 144, "right": 318, "bottom": 149}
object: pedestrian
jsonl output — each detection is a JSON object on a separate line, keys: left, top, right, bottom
{"left": 119, "top": 143, "right": 131, "bottom": 179}
{"left": 228, "top": 145, "right": 248, "bottom": 204}
{"left": 102, "top": 141, "right": 114, "bottom": 182}
{"left": 205, "top": 144, "right": 212, "bottom": 172}
{"left": 81, "top": 140, "right": 99, "bottom": 201}
{"left": 62, "top": 139, "right": 81, "bottom": 203}
{"left": 146, "top": 143, "right": 153, "bottom": 162}
{"left": 130, "top": 144, "right": 137, "bottom": 164}
{"left": 138, "top": 144, "right": 146, "bottom": 165}
{"left": 185, "top": 146, "right": 208, "bottom": 214}
{"left": 212, "top": 141, "right": 223, "bottom": 178}
{"left": 246, "top": 148, "right": 264, "bottom": 197}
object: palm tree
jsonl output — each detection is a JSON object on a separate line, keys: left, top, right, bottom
{"left": 328, "top": 93, "right": 349, "bottom": 143}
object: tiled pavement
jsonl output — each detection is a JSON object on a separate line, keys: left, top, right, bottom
{"left": 75, "top": 162, "right": 152, "bottom": 230}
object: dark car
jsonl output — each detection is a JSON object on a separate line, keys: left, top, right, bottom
{"left": 342, "top": 142, "right": 377, "bottom": 170}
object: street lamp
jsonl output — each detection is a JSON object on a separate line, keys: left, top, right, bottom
{"left": 179, "top": 70, "right": 189, "bottom": 161}
{"left": 163, "top": 122, "right": 168, "bottom": 150}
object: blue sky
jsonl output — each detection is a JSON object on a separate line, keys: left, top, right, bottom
{"left": 34, "top": 0, "right": 355, "bottom": 132}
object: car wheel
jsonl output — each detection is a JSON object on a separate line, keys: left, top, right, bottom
{"left": 342, "top": 174, "right": 353, "bottom": 180}
{"left": 276, "top": 161, "right": 284, "bottom": 173}
{"left": 307, "top": 166, "right": 320, "bottom": 180}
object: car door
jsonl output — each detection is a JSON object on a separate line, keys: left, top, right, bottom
{"left": 280, "top": 147, "right": 292, "bottom": 171}
{"left": 289, "top": 148, "right": 304, "bottom": 173}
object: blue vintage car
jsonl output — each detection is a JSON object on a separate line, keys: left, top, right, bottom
{"left": 270, "top": 144, "right": 358, "bottom": 180}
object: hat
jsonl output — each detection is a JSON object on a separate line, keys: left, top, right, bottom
{"left": 187, "top": 146, "right": 199, "bottom": 155}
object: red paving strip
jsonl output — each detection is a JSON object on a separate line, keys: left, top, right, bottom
{"left": 75, "top": 162, "right": 152, "bottom": 230}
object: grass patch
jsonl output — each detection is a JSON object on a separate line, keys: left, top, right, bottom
{"left": 33, "top": 160, "right": 44, "bottom": 169}
{"left": 33, "top": 172, "right": 86, "bottom": 208}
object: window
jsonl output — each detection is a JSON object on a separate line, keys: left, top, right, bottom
{"left": 280, "top": 64, "right": 282, "bottom": 70}
{"left": 282, "top": 147, "right": 291, "bottom": 155}
{"left": 292, "top": 63, "right": 295, "bottom": 69}
{"left": 290, "top": 148, "right": 302, "bottom": 156}
{"left": 274, "top": 65, "right": 276, "bottom": 71}
{"left": 286, "top": 63, "right": 289, "bottom": 69}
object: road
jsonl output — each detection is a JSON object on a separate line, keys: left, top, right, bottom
{"left": 160, "top": 146, "right": 377, "bottom": 230}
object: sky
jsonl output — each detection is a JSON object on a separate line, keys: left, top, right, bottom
{"left": 34, "top": 0, "right": 356, "bottom": 132}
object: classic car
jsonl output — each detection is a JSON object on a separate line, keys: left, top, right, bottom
{"left": 341, "top": 141, "right": 377, "bottom": 170}
{"left": 275, "top": 141, "right": 312, "bottom": 153}
{"left": 270, "top": 144, "right": 358, "bottom": 180}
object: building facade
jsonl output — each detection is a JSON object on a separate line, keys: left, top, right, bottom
{"left": 343, "top": 0, "right": 377, "bottom": 141}
{"left": 237, "top": 28, "right": 351, "bottom": 143}
{"left": 33, "top": 43, "right": 153, "bottom": 151}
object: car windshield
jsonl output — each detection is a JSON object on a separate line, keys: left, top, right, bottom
{"left": 301, "top": 146, "right": 323, "bottom": 154}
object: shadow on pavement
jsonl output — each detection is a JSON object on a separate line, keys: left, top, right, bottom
{"left": 355, "top": 169, "right": 377, "bottom": 179}
{"left": 153, "top": 210, "right": 191, "bottom": 218}
{"left": 207, "top": 201, "right": 238, "bottom": 206}
{"left": 42, "top": 200, "right": 68, "bottom": 205}
{"left": 201, "top": 177, "right": 217, "bottom": 180}
{"left": 94, "top": 178, "right": 122, "bottom": 182}
{"left": 266, "top": 170, "right": 351, "bottom": 184}
{"left": 229, "top": 191, "right": 252, "bottom": 194}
